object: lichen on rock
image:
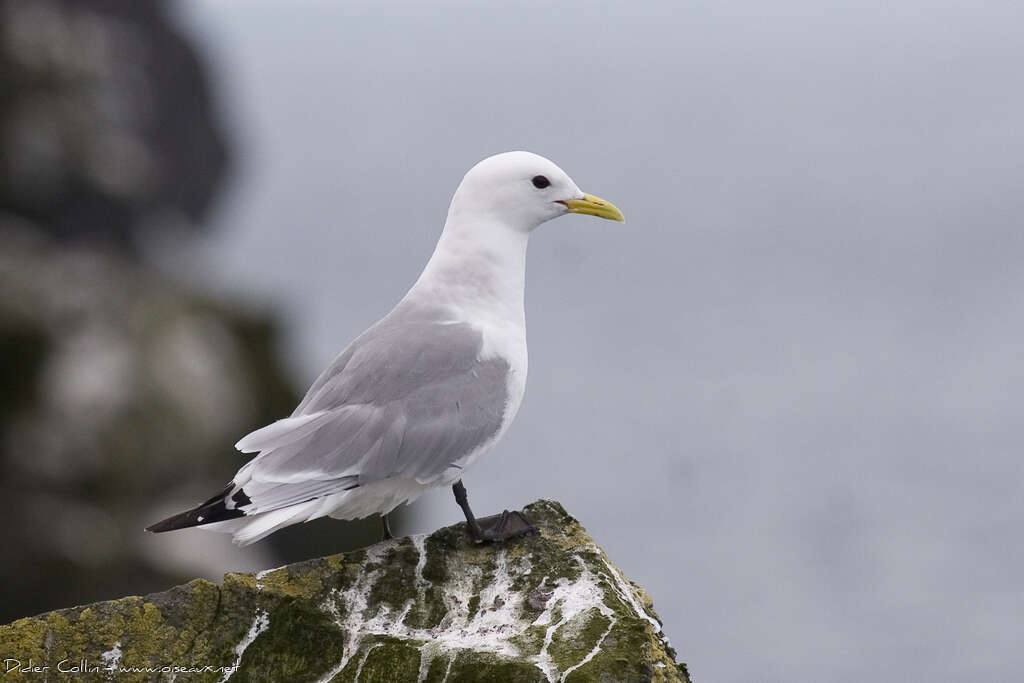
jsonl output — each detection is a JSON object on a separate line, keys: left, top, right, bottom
{"left": 0, "top": 500, "right": 689, "bottom": 682}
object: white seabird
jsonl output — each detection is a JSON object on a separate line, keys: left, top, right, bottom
{"left": 148, "top": 151, "right": 625, "bottom": 546}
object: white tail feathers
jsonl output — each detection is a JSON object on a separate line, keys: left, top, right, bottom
{"left": 194, "top": 477, "right": 432, "bottom": 545}
{"left": 201, "top": 499, "right": 322, "bottom": 546}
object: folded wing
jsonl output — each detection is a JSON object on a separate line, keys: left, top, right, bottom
{"left": 229, "top": 310, "right": 511, "bottom": 515}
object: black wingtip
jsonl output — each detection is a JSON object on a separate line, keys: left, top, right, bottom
{"left": 146, "top": 484, "right": 246, "bottom": 533}
{"left": 146, "top": 512, "right": 197, "bottom": 533}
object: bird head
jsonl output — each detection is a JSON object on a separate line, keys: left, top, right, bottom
{"left": 447, "top": 151, "right": 625, "bottom": 232}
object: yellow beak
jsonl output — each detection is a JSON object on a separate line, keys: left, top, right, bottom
{"left": 561, "top": 193, "right": 625, "bottom": 223}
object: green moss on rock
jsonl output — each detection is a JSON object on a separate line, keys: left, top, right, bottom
{"left": 0, "top": 500, "right": 689, "bottom": 682}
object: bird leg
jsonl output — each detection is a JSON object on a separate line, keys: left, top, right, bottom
{"left": 381, "top": 513, "right": 394, "bottom": 541}
{"left": 451, "top": 479, "right": 537, "bottom": 543}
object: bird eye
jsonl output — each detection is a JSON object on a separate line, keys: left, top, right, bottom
{"left": 532, "top": 175, "right": 550, "bottom": 189}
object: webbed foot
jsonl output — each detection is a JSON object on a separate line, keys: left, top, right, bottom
{"left": 469, "top": 509, "right": 538, "bottom": 543}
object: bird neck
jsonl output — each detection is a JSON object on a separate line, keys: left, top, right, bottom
{"left": 406, "top": 218, "right": 529, "bottom": 328}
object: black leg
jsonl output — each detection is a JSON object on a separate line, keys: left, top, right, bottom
{"left": 452, "top": 479, "right": 486, "bottom": 539}
{"left": 452, "top": 479, "right": 537, "bottom": 543}
{"left": 381, "top": 513, "right": 393, "bottom": 541}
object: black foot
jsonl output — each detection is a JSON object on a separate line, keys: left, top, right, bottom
{"left": 471, "top": 509, "right": 538, "bottom": 543}
{"left": 451, "top": 479, "right": 538, "bottom": 544}
{"left": 381, "top": 513, "right": 393, "bottom": 541}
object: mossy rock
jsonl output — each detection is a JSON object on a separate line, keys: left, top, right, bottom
{"left": 0, "top": 500, "right": 689, "bottom": 682}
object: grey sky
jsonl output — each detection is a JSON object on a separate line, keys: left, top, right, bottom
{"left": 173, "top": 1, "right": 1024, "bottom": 680}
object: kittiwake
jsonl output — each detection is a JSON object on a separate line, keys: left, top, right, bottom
{"left": 147, "top": 151, "right": 625, "bottom": 546}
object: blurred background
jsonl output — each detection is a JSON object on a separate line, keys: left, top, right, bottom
{"left": 2, "top": 0, "right": 1022, "bottom": 681}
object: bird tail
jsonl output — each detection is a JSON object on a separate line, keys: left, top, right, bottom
{"left": 146, "top": 484, "right": 244, "bottom": 533}
{"left": 146, "top": 484, "right": 331, "bottom": 546}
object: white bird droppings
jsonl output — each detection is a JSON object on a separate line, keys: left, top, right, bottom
{"left": 221, "top": 609, "right": 269, "bottom": 682}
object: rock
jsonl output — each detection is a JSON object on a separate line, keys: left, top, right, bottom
{"left": 0, "top": 500, "right": 690, "bottom": 682}
{"left": 0, "top": 224, "right": 300, "bottom": 623}
{"left": 0, "top": 0, "right": 229, "bottom": 250}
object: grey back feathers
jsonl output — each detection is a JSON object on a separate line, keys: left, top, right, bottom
{"left": 230, "top": 301, "right": 511, "bottom": 514}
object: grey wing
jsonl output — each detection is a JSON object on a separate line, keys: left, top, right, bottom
{"left": 231, "top": 314, "right": 510, "bottom": 511}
